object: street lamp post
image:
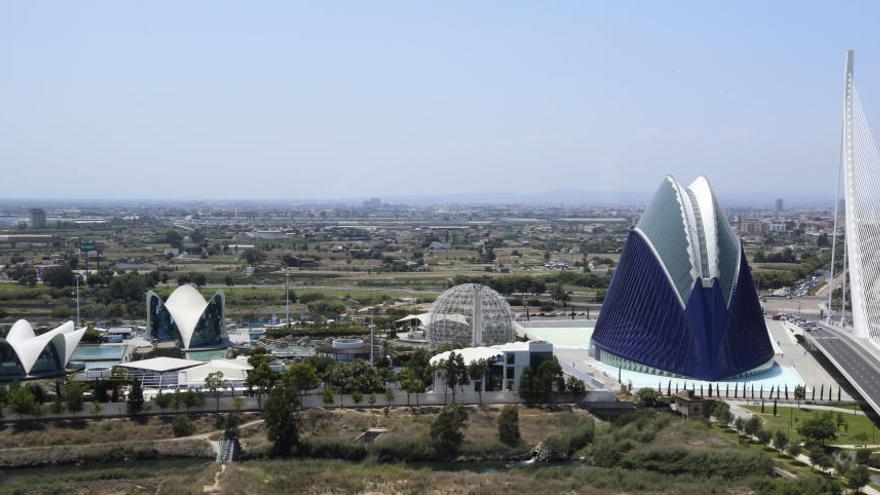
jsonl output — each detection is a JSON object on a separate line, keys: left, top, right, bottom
{"left": 285, "top": 273, "right": 290, "bottom": 328}
{"left": 75, "top": 275, "right": 81, "bottom": 328}
{"left": 369, "top": 322, "right": 375, "bottom": 368}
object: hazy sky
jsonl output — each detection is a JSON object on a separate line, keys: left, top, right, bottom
{"left": 2, "top": 1, "right": 879, "bottom": 202}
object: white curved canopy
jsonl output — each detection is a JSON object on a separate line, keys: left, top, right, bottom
{"left": 159, "top": 285, "right": 224, "bottom": 350}
{"left": 635, "top": 175, "right": 741, "bottom": 307}
{"left": 2, "top": 319, "right": 86, "bottom": 375}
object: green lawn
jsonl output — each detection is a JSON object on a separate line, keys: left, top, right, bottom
{"left": 744, "top": 406, "right": 879, "bottom": 447}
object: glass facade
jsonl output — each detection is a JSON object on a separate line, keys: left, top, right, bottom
{"left": 29, "top": 341, "right": 62, "bottom": 376}
{"left": 148, "top": 294, "right": 181, "bottom": 343}
{"left": 0, "top": 342, "right": 25, "bottom": 379}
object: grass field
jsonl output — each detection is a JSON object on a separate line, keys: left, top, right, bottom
{"left": 744, "top": 405, "right": 879, "bottom": 446}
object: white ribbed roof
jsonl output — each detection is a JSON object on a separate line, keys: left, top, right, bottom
{"left": 429, "top": 341, "right": 548, "bottom": 366}
{"left": 164, "top": 285, "right": 210, "bottom": 350}
{"left": 635, "top": 176, "right": 741, "bottom": 306}
{"left": 2, "top": 319, "right": 86, "bottom": 375}
{"left": 117, "top": 356, "right": 203, "bottom": 372}
{"left": 179, "top": 358, "right": 253, "bottom": 384}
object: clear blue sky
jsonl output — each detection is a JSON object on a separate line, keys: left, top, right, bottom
{"left": 1, "top": 1, "right": 878, "bottom": 203}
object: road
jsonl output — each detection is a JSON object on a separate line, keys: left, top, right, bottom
{"left": 808, "top": 324, "right": 880, "bottom": 416}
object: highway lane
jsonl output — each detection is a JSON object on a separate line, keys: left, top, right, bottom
{"left": 810, "top": 325, "right": 880, "bottom": 414}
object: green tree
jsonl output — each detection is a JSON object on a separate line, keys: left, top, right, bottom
{"left": 797, "top": 413, "right": 838, "bottom": 446}
{"left": 240, "top": 248, "right": 266, "bottom": 265}
{"left": 468, "top": 358, "right": 490, "bottom": 404}
{"left": 498, "top": 404, "right": 521, "bottom": 447}
{"left": 154, "top": 390, "right": 172, "bottom": 410}
{"left": 711, "top": 401, "right": 734, "bottom": 426}
{"left": 322, "top": 386, "right": 335, "bottom": 408}
{"left": 810, "top": 449, "right": 833, "bottom": 471}
{"left": 246, "top": 353, "right": 275, "bottom": 408}
{"left": 744, "top": 415, "right": 763, "bottom": 437}
{"left": 165, "top": 230, "right": 184, "bottom": 250}
{"left": 108, "top": 272, "right": 147, "bottom": 302}
{"left": 774, "top": 430, "right": 789, "bottom": 452}
{"left": 566, "top": 376, "right": 587, "bottom": 400}
{"left": 443, "top": 352, "right": 469, "bottom": 404}
{"left": 551, "top": 283, "right": 571, "bottom": 307}
{"left": 263, "top": 373, "right": 301, "bottom": 457}
{"left": 430, "top": 404, "right": 469, "bottom": 456}
{"left": 51, "top": 305, "right": 71, "bottom": 319}
{"left": 399, "top": 368, "right": 425, "bottom": 407}
{"left": 224, "top": 275, "right": 235, "bottom": 287}
{"left": 63, "top": 381, "right": 85, "bottom": 415}
{"left": 204, "top": 371, "right": 230, "bottom": 415}
{"left": 534, "top": 357, "right": 565, "bottom": 404}
{"left": 127, "top": 379, "right": 144, "bottom": 414}
{"left": 41, "top": 265, "right": 76, "bottom": 288}
{"left": 794, "top": 385, "right": 806, "bottom": 408}
{"left": 519, "top": 366, "right": 536, "bottom": 406}
{"left": 287, "top": 362, "right": 321, "bottom": 404}
{"left": 8, "top": 384, "right": 37, "bottom": 418}
{"left": 757, "top": 428, "right": 772, "bottom": 446}
{"left": 172, "top": 415, "right": 195, "bottom": 437}
{"left": 635, "top": 388, "right": 660, "bottom": 407}
{"left": 847, "top": 464, "right": 871, "bottom": 493}
{"left": 182, "top": 389, "right": 206, "bottom": 409}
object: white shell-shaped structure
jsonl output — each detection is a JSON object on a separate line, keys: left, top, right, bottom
{"left": 426, "top": 283, "right": 514, "bottom": 349}
{"left": 1, "top": 319, "right": 86, "bottom": 377}
{"left": 147, "top": 285, "right": 226, "bottom": 350}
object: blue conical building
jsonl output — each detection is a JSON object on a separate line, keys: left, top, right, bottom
{"left": 590, "top": 176, "right": 774, "bottom": 380}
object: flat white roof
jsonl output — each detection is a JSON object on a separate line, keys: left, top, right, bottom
{"left": 117, "top": 357, "right": 203, "bottom": 373}
{"left": 429, "top": 341, "right": 552, "bottom": 366}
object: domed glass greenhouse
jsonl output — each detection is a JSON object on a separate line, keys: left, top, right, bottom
{"left": 426, "top": 283, "right": 515, "bottom": 349}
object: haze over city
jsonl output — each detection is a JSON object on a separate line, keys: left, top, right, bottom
{"left": 3, "top": 1, "right": 880, "bottom": 203}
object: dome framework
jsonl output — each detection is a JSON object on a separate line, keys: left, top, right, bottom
{"left": 426, "top": 283, "right": 515, "bottom": 349}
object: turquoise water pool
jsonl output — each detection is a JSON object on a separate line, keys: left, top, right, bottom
{"left": 71, "top": 346, "right": 125, "bottom": 361}
{"left": 186, "top": 349, "right": 230, "bottom": 361}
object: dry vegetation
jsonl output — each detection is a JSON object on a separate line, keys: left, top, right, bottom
{"left": 0, "top": 414, "right": 257, "bottom": 449}
{"left": 237, "top": 404, "right": 591, "bottom": 453}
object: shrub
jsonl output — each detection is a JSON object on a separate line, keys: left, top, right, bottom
{"left": 620, "top": 447, "right": 773, "bottom": 479}
{"left": 370, "top": 439, "right": 437, "bottom": 462}
{"left": 172, "top": 416, "right": 195, "bottom": 437}
{"left": 430, "top": 405, "right": 468, "bottom": 457}
{"left": 498, "top": 405, "right": 520, "bottom": 447}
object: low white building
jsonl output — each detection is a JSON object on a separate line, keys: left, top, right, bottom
{"left": 178, "top": 358, "right": 253, "bottom": 388}
{"left": 430, "top": 340, "right": 554, "bottom": 392}
{"left": 116, "top": 357, "right": 204, "bottom": 388}
{"left": 117, "top": 356, "right": 254, "bottom": 390}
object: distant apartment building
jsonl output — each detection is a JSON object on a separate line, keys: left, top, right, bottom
{"left": 737, "top": 219, "right": 766, "bottom": 236}
{"left": 28, "top": 208, "right": 47, "bottom": 228}
{"left": 775, "top": 198, "right": 784, "bottom": 212}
